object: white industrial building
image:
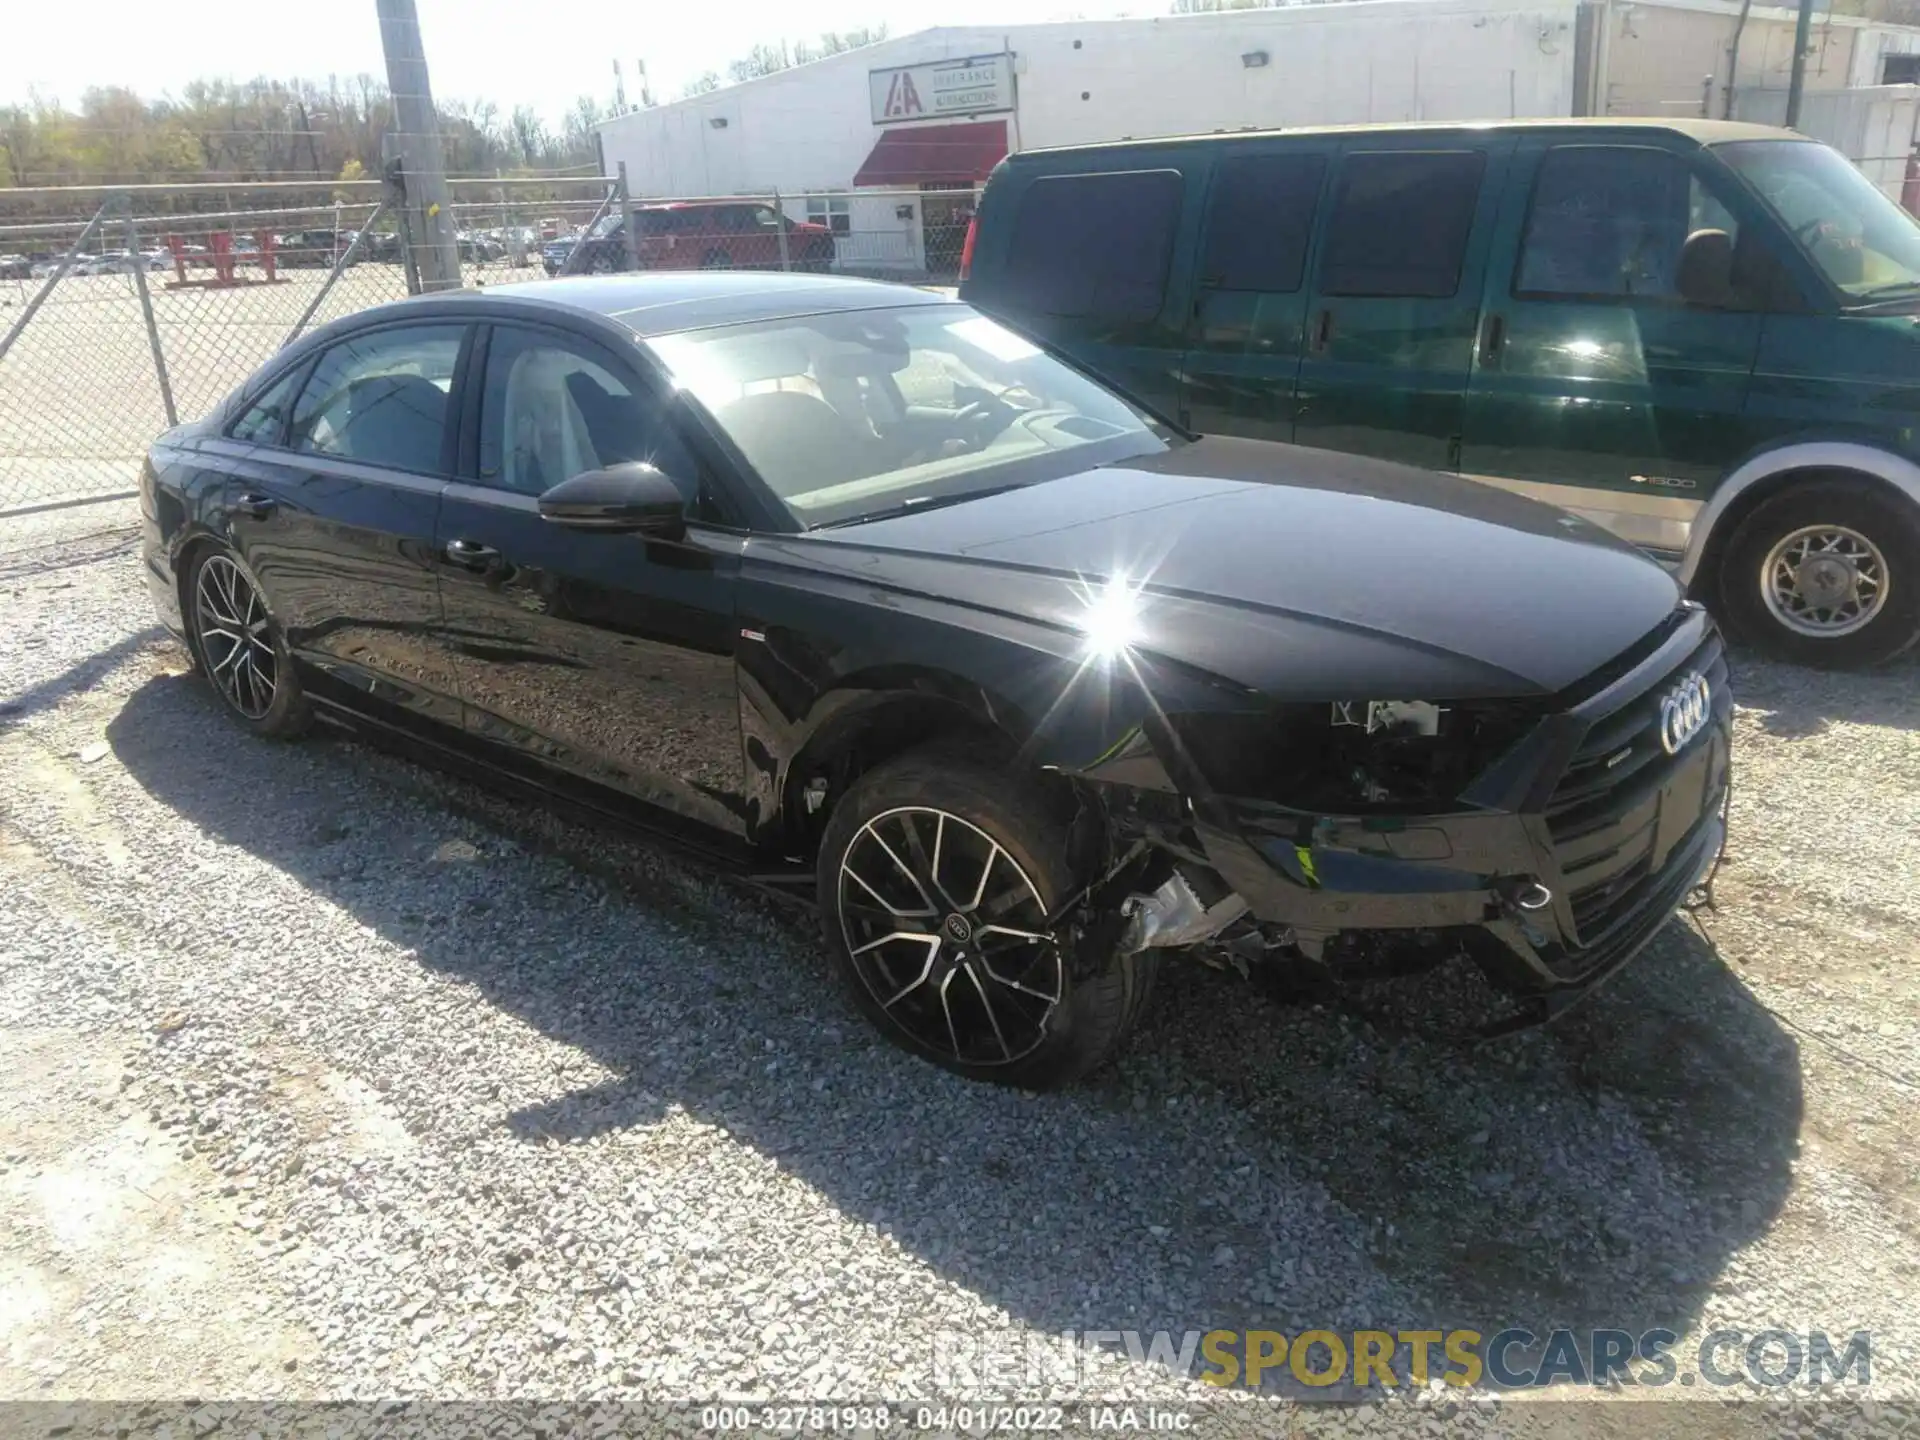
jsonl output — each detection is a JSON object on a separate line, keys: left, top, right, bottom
{"left": 596, "top": 0, "right": 1920, "bottom": 275}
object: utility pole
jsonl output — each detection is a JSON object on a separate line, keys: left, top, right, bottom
{"left": 376, "top": 0, "right": 461, "bottom": 290}
{"left": 1784, "top": 0, "right": 1815, "bottom": 130}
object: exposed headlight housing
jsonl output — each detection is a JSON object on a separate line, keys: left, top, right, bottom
{"left": 1167, "top": 700, "right": 1537, "bottom": 813}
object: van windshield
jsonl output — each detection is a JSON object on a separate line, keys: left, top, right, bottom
{"left": 1717, "top": 139, "right": 1920, "bottom": 304}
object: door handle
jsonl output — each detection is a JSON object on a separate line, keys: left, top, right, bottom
{"left": 443, "top": 538, "right": 502, "bottom": 571}
{"left": 1481, "top": 313, "right": 1507, "bottom": 367}
{"left": 1310, "top": 308, "right": 1333, "bottom": 353}
{"left": 234, "top": 491, "right": 277, "bottom": 519}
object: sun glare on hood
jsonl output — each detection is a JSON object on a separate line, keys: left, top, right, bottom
{"left": 1077, "top": 573, "right": 1145, "bottom": 663}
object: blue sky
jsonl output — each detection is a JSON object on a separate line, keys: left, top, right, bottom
{"left": 7, "top": 0, "right": 1138, "bottom": 123}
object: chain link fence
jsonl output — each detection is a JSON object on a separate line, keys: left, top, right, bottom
{"left": 0, "top": 182, "right": 414, "bottom": 514}
{"left": 0, "top": 172, "right": 971, "bottom": 516}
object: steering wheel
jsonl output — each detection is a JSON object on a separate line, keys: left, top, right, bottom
{"left": 1794, "top": 216, "right": 1854, "bottom": 251}
{"left": 951, "top": 395, "right": 1018, "bottom": 448}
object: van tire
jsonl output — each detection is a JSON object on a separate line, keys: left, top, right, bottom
{"left": 1718, "top": 477, "right": 1920, "bottom": 668}
{"left": 816, "top": 748, "right": 1155, "bottom": 1089}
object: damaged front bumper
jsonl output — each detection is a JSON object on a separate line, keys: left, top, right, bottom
{"left": 1110, "top": 609, "right": 1733, "bottom": 1023}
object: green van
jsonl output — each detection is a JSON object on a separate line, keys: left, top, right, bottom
{"left": 960, "top": 118, "right": 1920, "bottom": 668}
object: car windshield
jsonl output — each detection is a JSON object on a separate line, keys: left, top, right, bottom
{"left": 1717, "top": 139, "right": 1920, "bottom": 302}
{"left": 648, "top": 304, "right": 1174, "bottom": 527}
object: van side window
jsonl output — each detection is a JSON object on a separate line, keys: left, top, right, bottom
{"left": 1516, "top": 146, "right": 1746, "bottom": 303}
{"left": 1319, "top": 151, "right": 1486, "bottom": 299}
{"left": 1002, "top": 170, "right": 1182, "bottom": 322}
{"left": 1200, "top": 153, "right": 1326, "bottom": 293}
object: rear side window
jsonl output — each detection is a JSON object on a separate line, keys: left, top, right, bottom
{"left": 228, "top": 362, "right": 309, "bottom": 446}
{"left": 290, "top": 324, "right": 464, "bottom": 474}
{"left": 1318, "top": 151, "right": 1487, "bottom": 298}
{"left": 1001, "top": 170, "right": 1182, "bottom": 322}
{"left": 1200, "top": 153, "right": 1327, "bottom": 294}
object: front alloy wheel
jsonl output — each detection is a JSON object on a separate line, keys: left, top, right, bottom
{"left": 838, "top": 806, "right": 1063, "bottom": 1068}
{"left": 188, "top": 547, "right": 310, "bottom": 736}
{"left": 817, "top": 749, "right": 1157, "bottom": 1089}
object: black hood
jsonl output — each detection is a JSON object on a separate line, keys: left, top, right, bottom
{"left": 767, "top": 438, "right": 1683, "bottom": 700}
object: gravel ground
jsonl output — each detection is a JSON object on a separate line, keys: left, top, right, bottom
{"left": 2, "top": 501, "right": 1917, "bottom": 1434}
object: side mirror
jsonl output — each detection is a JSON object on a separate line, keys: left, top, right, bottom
{"left": 1677, "top": 228, "right": 1736, "bottom": 308}
{"left": 538, "top": 462, "right": 687, "bottom": 538}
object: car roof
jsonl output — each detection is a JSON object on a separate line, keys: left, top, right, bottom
{"left": 1012, "top": 115, "right": 1799, "bottom": 160}
{"left": 463, "top": 271, "right": 957, "bottom": 337}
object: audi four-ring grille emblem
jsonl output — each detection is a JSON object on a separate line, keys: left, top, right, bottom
{"left": 1658, "top": 671, "right": 1713, "bottom": 755}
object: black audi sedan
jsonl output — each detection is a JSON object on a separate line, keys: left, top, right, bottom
{"left": 140, "top": 273, "right": 1731, "bottom": 1088}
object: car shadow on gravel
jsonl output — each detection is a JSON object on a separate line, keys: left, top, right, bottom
{"left": 108, "top": 671, "right": 1804, "bottom": 1386}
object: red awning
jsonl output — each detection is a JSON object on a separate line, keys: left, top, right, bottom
{"left": 852, "top": 120, "right": 1008, "bottom": 188}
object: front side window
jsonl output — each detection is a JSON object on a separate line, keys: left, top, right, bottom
{"left": 290, "top": 324, "right": 463, "bottom": 473}
{"left": 228, "top": 362, "right": 309, "bottom": 446}
{"left": 1318, "top": 150, "right": 1486, "bottom": 298}
{"left": 649, "top": 304, "right": 1172, "bottom": 527}
{"left": 1717, "top": 138, "right": 1920, "bottom": 303}
{"left": 1516, "top": 145, "right": 1745, "bottom": 302}
{"left": 1002, "top": 170, "right": 1183, "bottom": 323}
{"left": 479, "top": 328, "right": 695, "bottom": 497}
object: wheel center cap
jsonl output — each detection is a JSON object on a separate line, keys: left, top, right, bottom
{"left": 943, "top": 913, "right": 974, "bottom": 944}
{"left": 1800, "top": 557, "right": 1856, "bottom": 607}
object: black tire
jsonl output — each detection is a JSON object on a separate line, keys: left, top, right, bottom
{"left": 701, "top": 249, "right": 732, "bottom": 270}
{"left": 184, "top": 545, "right": 312, "bottom": 738}
{"left": 1717, "top": 477, "right": 1920, "bottom": 668}
{"left": 816, "top": 749, "right": 1156, "bottom": 1089}
{"left": 585, "top": 249, "right": 619, "bottom": 275}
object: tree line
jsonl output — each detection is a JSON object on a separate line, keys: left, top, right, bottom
{"left": 0, "top": 24, "right": 897, "bottom": 204}
{"left": 0, "top": 75, "right": 607, "bottom": 195}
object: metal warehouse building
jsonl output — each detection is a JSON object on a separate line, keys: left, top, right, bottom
{"left": 596, "top": 0, "right": 1920, "bottom": 276}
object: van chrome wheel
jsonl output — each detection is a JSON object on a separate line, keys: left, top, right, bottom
{"left": 193, "top": 553, "right": 278, "bottom": 720}
{"left": 837, "top": 805, "right": 1062, "bottom": 1067}
{"left": 1762, "top": 524, "right": 1889, "bottom": 638}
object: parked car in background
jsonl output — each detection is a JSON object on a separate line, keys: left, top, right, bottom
{"left": 277, "top": 230, "right": 356, "bottom": 269}
{"left": 963, "top": 117, "right": 1920, "bottom": 668}
{"left": 566, "top": 202, "right": 836, "bottom": 276}
{"left": 457, "top": 231, "right": 505, "bottom": 264}
{"left": 139, "top": 273, "right": 1730, "bottom": 1088}
{"left": 541, "top": 235, "right": 577, "bottom": 276}
{"left": 0, "top": 253, "right": 29, "bottom": 279}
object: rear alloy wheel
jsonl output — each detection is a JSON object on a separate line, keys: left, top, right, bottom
{"left": 188, "top": 547, "right": 311, "bottom": 737}
{"left": 701, "top": 249, "right": 732, "bottom": 271}
{"left": 1720, "top": 478, "right": 1920, "bottom": 668}
{"left": 817, "top": 750, "right": 1156, "bottom": 1088}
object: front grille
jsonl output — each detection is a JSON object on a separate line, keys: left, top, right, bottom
{"left": 1546, "top": 626, "right": 1730, "bottom": 952}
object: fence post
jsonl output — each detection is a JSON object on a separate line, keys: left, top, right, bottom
{"left": 618, "top": 163, "right": 640, "bottom": 271}
{"left": 386, "top": 151, "right": 424, "bottom": 297}
{"left": 0, "top": 199, "right": 115, "bottom": 370}
{"left": 285, "top": 199, "right": 389, "bottom": 346}
{"left": 377, "top": 0, "right": 463, "bottom": 291}
{"left": 124, "top": 200, "right": 179, "bottom": 428}
{"left": 559, "top": 181, "right": 619, "bottom": 277}
{"left": 774, "top": 188, "right": 792, "bottom": 272}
